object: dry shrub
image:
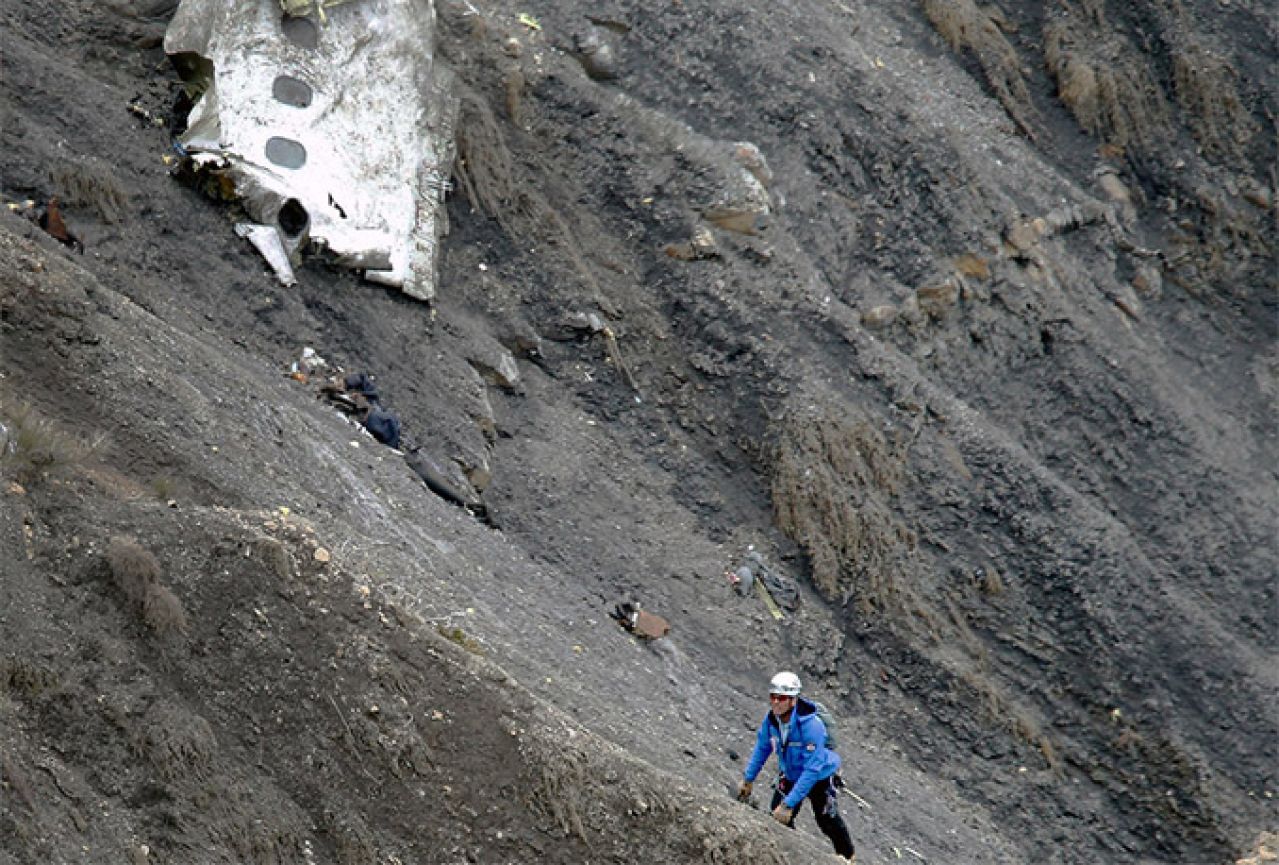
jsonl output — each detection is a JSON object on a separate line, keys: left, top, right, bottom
{"left": 49, "top": 156, "right": 129, "bottom": 223}
{"left": 108, "top": 536, "right": 162, "bottom": 606}
{"left": 107, "top": 537, "right": 188, "bottom": 636}
{"left": 454, "top": 86, "right": 525, "bottom": 232}
{"left": 133, "top": 701, "right": 217, "bottom": 780}
{"left": 517, "top": 715, "right": 787, "bottom": 865}
{"left": 142, "top": 583, "right": 188, "bottom": 637}
{"left": 979, "top": 565, "right": 1006, "bottom": 596}
{"left": 0, "top": 657, "right": 59, "bottom": 696}
{"left": 1172, "top": 41, "right": 1257, "bottom": 164}
{"left": 252, "top": 537, "right": 293, "bottom": 580}
{"left": 922, "top": 0, "right": 1036, "bottom": 137}
{"left": 1044, "top": 20, "right": 1171, "bottom": 153}
{"left": 769, "top": 402, "right": 917, "bottom": 607}
{"left": 0, "top": 402, "right": 97, "bottom": 485}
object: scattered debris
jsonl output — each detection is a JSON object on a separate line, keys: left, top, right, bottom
{"left": 287, "top": 347, "right": 330, "bottom": 383}
{"left": 610, "top": 602, "right": 670, "bottom": 640}
{"left": 36, "top": 197, "right": 84, "bottom": 253}
{"left": 733, "top": 550, "right": 799, "bottom": 612}
{"left": 235, "top": 223, "right": 295, "bottom": 286}
{"left": 754, "top": 580, "right": 785, "bottom": 620}
{"left": 405, "top": 448, "right": 489, "bottom": 521}
{"left": 318, "top": 372, "right": 401, "bottom": 449}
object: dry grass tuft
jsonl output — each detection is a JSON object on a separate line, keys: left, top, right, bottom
{"left": 437, "top": 624, "right": 485, "bottom": 656}
{"left": 108, "top": 536, "right": 162, "bottom": 606}
{"left": 1044, "top": 19, "right": 1170, "bottom": 154}
{"left": 769, "top": 402, "right": 917, "bottom": 607}
{"left": 1171, "top": 41, "right": 1257, "bottom": 165}
{"left": 107, "top": 537, "right": 188, "bottom": 637}
{"left": 133, "top": 701, "right": 217, "bottom": 780}
{"left": 142, "top": 583, "right": 189, "bottom": 637}
{"left": 923, "top": 0, "right": 1036, "bottom": 137}
{"left": 454, "top": 86, "right": 524, "bottom": 232}
{"left": 49, "top": 156, "right": 129, "bottom": 223}
{"left": 0, "top": 657, "right": 59, "bottom": 696}
{"left": 0, "top": 402, "right": 99, "bottom": 486}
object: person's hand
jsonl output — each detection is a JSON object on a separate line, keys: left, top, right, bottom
{"left": 737, "top": 780, "right": 753, "bottom": 801}
{"left": 771, "top": 804, "right": 793, "bottom": 824}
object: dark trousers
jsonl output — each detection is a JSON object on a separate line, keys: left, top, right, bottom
{"left": 771, "top": 776, "right": 855, "bottom": 858}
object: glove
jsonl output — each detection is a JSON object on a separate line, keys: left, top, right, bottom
{"left": 771, "top": 804, "right": 794, "bottom": 825}
{"left": 737, "top": 780, "right": 753, "bottom": 802}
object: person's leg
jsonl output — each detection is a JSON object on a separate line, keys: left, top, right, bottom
{"left": 808, "top": 779, "right": 856, "bottom": 858}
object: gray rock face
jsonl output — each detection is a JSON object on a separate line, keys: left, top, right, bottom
{"left": 0, "top": 1, "right": 1273, "bottom": 864}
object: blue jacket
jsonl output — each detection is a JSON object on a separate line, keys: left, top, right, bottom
{"left": 743, "top": 697, "right": 841, "bottom": 809}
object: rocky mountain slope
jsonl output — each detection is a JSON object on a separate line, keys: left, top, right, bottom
{"left": 1, "top": 0, "right": 1275, "bottom": 863}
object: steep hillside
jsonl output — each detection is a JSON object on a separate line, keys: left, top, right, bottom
{"left": 1, "top": 0, "right": 1274, "bottom": 863}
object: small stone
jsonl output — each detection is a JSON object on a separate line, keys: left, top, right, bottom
{"left": 733, "top": 141, "right": 773, "bottom": 187}
{"left": 860, "top": 304, "right": 898, "bottom": 329}
{"left": 1242, "top": 186, "right": 1273, "bottom": 210}
{"left": 1005, "top": 220, "right": 1041, "bottom": 253}
{"left": 917, "top": 282, "right": 959, "bottom": 318}
{"left": 1132, "top": 264, "right": 1162, "bottom": 297}
{"left": 313, "top": 548, "right": 331, "bottom": 563}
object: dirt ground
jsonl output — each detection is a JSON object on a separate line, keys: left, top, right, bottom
{"left": 1, "top": 0, "right": 1275, "bottom": 863}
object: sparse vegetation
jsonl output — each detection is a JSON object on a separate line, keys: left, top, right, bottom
{"left": 150, "top": 476, "right": 175, "bottom": 501}
{"left": 437, "top": 624, "right": 485, "bottom": 655}
{"left": 0, "top": 402, "right": 98, "bottom": 486}
{"left": 770, "top": 401, "right": 915, "bottom": 606}
{"left": 108, "top": 536, "right": 163, "bottom": 605}
{"left": 132, "top": 701, "right": 217, "bottom": 780}
{"left": 1044, "top": 17, "right": 1171, "bottom": 154}
{"left": 107, "top": 537, "right": 188, "bottom": 637}
{"left": 923, "top": 0, "right": 1035, "bottom": 137}
{"left": 454, "top": 86, "right": 524, "bottom": 232}
{"left": 0, "top": 656, "right": 59, "bottom": 696}
{"left": 1171, "top": 41, "right": 1257, "bottom": 165}
{"left": 49, "top": 155, "right": 129, "bottom": 223}
{"left": 142, "top": 583, "right": 189, "bottom": 637}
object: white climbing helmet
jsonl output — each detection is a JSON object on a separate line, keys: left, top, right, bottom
{"left": 769, "top": 671, "right": 802, "bottom": 697}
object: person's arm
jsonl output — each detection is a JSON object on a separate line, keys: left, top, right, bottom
{"left": 782, "top": 717, "right": 840, "bottom": 808}
{"left": 742, "top": 717, "right": 774, "bottom": 783}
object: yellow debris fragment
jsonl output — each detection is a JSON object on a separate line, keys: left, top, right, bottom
{"left": 518, "top": 12, "right": 541, "bottom": 30}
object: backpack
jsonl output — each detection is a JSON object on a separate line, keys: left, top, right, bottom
{"left": 810, "top": 699, "right": 839, "bottom": 754}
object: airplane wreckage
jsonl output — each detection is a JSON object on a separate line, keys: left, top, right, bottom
{"left": 165, "top": 0, "right": 456, "bottom": 299}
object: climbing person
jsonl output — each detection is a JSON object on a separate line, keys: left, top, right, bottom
{"left": 737, "top": 671, "right": 856, "bottom": 862}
